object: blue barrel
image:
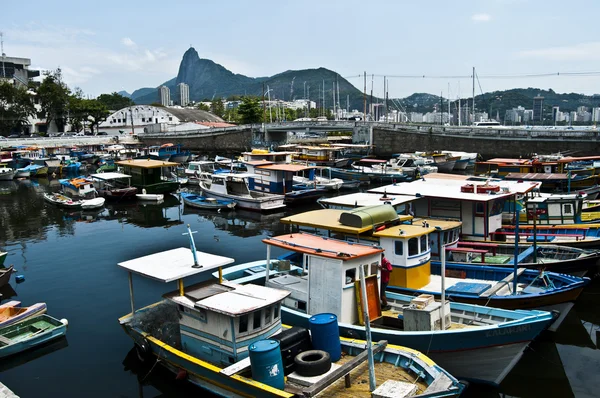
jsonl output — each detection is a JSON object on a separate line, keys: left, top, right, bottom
{"left": 309, "top": 313, "right": 341, "bottom": 362}
{"left": 248, "top": 339, "right": 285, "bottom": 390}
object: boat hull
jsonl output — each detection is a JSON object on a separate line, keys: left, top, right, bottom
{"left": 98, "top": 187, "right": 138, "bottom": 200}
{"left": 0, "top": 315, "right": 68, "bottom": 359}
{"left": 0, "top": 303, "right": 47, "bottom": 328}
{"left": 0, "top": 265, "right": 13, "bottom": 288}
{"left": 201, "top": 186, "right": 285, "bottom": 212}
{"left": 181, "top": 193, "right": 236, "bottom": 210}
{"left": 0, "top": 170, "right": 15, "bottom": 180}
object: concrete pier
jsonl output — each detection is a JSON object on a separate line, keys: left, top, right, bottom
{"left": 0, "top": 382, "right": 20, "bottom": 398}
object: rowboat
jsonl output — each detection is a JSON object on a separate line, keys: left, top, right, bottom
{"left": 118, "top": 226, "right": 464, "bottom": 397}
{"left": 0, "top": 251, "right": 7, "bottom": 266}
{"left": 0, "top": 265, "right": 14, "bottom": 288}
{"left": 43, "top": 193, "right": 83, "bottom": 209}
{"left": 0, "top": 166, "right": 15, "bottom": 181}
{"left": 0, "top": 301, "right": 47, "bottom": 328}
{"left": 0, "top": 314, "right": 68, "bottom": 358}
{"left": 180, "top": 192, "right": 236, "bottom": 210}
{"left": 80, "top": 197, "right": 106, "bottom": 210}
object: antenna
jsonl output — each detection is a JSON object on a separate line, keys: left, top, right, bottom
{"left": 1, "top": 32, "right": 5, "bottom": 78}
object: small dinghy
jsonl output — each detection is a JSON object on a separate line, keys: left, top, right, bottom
{"left": 136, "top": 189, "right": 164, "bottom": 201}
{"left": 0, "top": 265, "right": 14, "bottom": 288}
{"left": 180, "top": 192, "right": 236, "bottom": 210}
{"left": 0, "top": 301, "right": 47, "bottom": 328}
{"left": 0, "top": 314, "right": 68, "bottom": 358}
{"left": 43, "top": 193, "right": 83, "bottom": 209}
{"left": 81, "top": 197, "right": 106, "bottom": 210}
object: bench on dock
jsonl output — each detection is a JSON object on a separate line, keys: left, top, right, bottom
{"left": 480, "top": 268, "right": 527, "bottom": 297}
{"left": 446, "top": 247, "right": 489, "bottom": 263}
{"left": 457, "top": 241, "right": 498, "bottom": 255}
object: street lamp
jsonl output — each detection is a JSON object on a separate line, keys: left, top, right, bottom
{"left": 435, "top": 226, "right": 448, "bottom": 330}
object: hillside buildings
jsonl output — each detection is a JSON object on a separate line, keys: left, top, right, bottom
{"left": 532, "top": 95, "right": 544, "bottom": 122}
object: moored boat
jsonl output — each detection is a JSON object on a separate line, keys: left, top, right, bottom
{"left": 43, "top": 193, "right": 83, "bottom": 209}
{"left": 118, "top": 226, "right": 464, "bottom": 397}
{"left": 0, "top": 314, "right": 68, "bottom": 358}
{"left": 180, "top": 191, "right": 236, "bottom": 210}
{"left": 136, "top": 189, "right": 164, "bottom": 201}
{"left": 0, "top": 165, "right": 15, "bottom": 181}
{"left": 90, "top": 172, "right": 138, "bottom": 200}
{"left": 0, "top": 251, "right": 7, "bottom": 267}
{"left": 0, "top": 265, "right": 14, "bottom": 288}
{"left": 81, "top": 197, "right": 106, "bottom": 210}
{"left": 0, "top": 301, "right": 47, "bottom": 328}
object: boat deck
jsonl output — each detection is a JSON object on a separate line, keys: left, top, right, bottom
{"left": 421, "top": 275, "right": 497, "bottom": 295}
{"left": 286, "top": 353, "right": 429, "bottom": 397}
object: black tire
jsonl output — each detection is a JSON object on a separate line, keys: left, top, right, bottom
{"left": 294, "top": 350, "right": 331, "bottom": 377}
{"left": 134, "top": 338, "right": 152, "bottom": 363}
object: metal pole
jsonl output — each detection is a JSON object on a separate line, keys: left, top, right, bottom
{"left": 472, "top": 67, "right": 476, "bottom": 125}
{"left": 440, "top": 235, "right": 446, "bottom": 330}
{"left": 359, "top": 265, "right": 376, "bottom": 392}
{"left": 265, "top": 244, "right": 271, "bottom": 283}
{"left": 128, "top": 272, "right": 135, "bottom": 315}
{"left": 363, "top": 71, "right": 367, "bottom": 119}
{"left": 533, "top": 204, "right": 538, "bottom": 263}
{"left": 513, "top": 200, "right": 520, "bottom": 295}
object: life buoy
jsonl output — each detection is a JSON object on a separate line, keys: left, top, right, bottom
{"left": 294, "top": 350, "right": 331, "bottom": 377}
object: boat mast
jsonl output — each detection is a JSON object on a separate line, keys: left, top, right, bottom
{"left": 363, "top": 71, "right": 366, "bottom": 120}
{"left": 472, "top": 66, "right": 475, "bottom": 125}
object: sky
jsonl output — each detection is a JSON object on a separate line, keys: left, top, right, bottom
{"left": 2, "top": 0, "right": 600, "bottom": 100}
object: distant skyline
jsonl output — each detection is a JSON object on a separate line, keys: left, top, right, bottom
{"left": 2, "top": 0, "right": 600, "bottom": 100}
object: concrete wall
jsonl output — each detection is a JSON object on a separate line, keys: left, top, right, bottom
{"left": 141, "top": 129, "right": 254, "bottom": 153}
{"left": 370, "top": 124, "right": 600, "bottom": 158}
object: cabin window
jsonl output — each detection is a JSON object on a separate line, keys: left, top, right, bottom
{"left": 475, "top": 202, "right": 485, "bottom": 216}
{"left": 394, "top": 241, "right": 403, "bottom": 255}
{"left": 370, "top": 262, "right": 378, "bottom": 275}
{"left": 345, "top": 268, "right": 356, "bottom": 284}
{"left": 408, "top": 238, "right": 419, "bottom": 256}
{"left": 297, "top": 301, "right": 307, "bottom": 311}
{"left": 273, "top": 303, "right": 280, "bottom": 320}
{"left": 564, "top": 204, "right": 573, "bottom": 214}
{"left": 256, "top": 169, "right": 270, "bottom": 176}
{"left": 213, "top": 178, "right": 224, "bottom": 185}
{"left": 239, "top": 314, "right": 248, "bottom": 333}
{"left": 141, "top": 118, "right": 145, "bottom": 122}
{"left": 420, "top": 235, "right": 428, "bottom": 252}
{"left": 253, "top": 311, "right": 262, "bottom": 330}
{"left": 264, "top": 306, "right": 272, "bottom": 324}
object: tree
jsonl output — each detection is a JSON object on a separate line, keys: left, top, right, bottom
{"left": 68, "top": 90, "right": 87, "bottom": 133}
{"left": 37, "top": 68, "right": 71, "bottom": 132}
{"left": 238, "top": 96, "right": 263, "bottom": 124}
{"left": 210, "top": 99, "right": 225, "bottom": 118}
{"left": 96, "top": 92, "right": 134, "bottom": 110}
{"left": 85, "top": 100, "right": 110, "bottom": 134}
{"left": 0, "top": 82, "right": 36, "bottom": 135}
{"left": 196, "top": 102, "right": 210, "bottom": 112}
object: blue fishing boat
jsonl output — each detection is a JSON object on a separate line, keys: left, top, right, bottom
{"left": 118, "top": 226, "right": 464, "bottom": 397}
{"left": 180, "top": 191, "right": 236, "bottom": 210}
{"left": 218, "top": 232, "right": 557, "bottom": 385}
{"left": 0, "top": 314, "right": 68, "bottom": 358}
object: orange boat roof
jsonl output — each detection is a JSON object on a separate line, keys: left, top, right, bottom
{"left": 263, "top": 233, "right": 383, "bottom": 260}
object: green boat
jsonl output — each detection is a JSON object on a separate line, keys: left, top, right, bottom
{"left": 0, "top": 251, "right": 6, "bottom": 267}
{"left": 0, "top": 314, "right": 68, "bottom": 358}
{"left": 116, "top": 159, "right": 180, "bottom": 194}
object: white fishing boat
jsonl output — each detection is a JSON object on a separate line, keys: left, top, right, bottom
{"left": 292, "top": 167, "right": 344, "bottom": 190}
{"left": 200, "top": 173, "right": 285, "bottom": 212}
{"left": 81, "top": 197, "right": 106, "bottom": 210}
{"left": 43, "top": 193, "right": 83, "bottom": 209}
{"left": 0, "top": 165, "right": 15, "bottom": 181}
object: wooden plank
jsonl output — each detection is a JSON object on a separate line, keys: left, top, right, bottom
{"left": 219, "top": 356, "right": 251, "bottom": 376}
{"left": 423, "top": 373, "right": 454, "bottom": 394}
{"left": 302, "top": 340, "right": 388, "bottom": 397}
{"left": 0, "top": 335, "right": 13, "bottom": 345}
{"left": 480, "top": 268, "right": 526, "bottom": 297}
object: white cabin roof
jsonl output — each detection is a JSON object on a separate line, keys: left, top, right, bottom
{"left": 319, "top": 192, "right": 418, "bottom": 208}
{"left": 118, "top": 247, "right": 234, "bottom": 282}
{"left": 90, "top": 172, "right": 132, "bottom": 180}
{"left": 212, "top": 173, "right": 257, "bottom": 179}
{"left": 195, "top": 283, "right": 290, "bottom": 316}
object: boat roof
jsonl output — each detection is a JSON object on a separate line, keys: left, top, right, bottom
{"left": 242, "top": 151, "right": 296, "bottom": 156}
{"left": 244, "top": 160, "right": 274, "bottom": 166}
{"left": 193, "top": 283, "right": 290, "bottom": 316}
{"left": 212, "top": 172, "right": 256, "bottom": 179}
{"left": 357, "top": 158, "right": 387, "bottom": 163}
{"left": 281, "top": 206, "right": 409, "bottom": 234}
{"left": 557, "top": 155, "right": 600, "bottom": 163}
{"left": 256, "top": 164, "right": 315, "bottom": 172}
{"left": 505, "top": 172, "right": 570, "bottom": 181}
{"left": 370, "top": 178, "right": 540, "bottom": 201}
{"left": 319, "top": 192, "right": 418, "bottom": 207}
{"left": 90, "top": 172, "right": 132, "bottom": 180}
{"left": 263, "top": 232, "right": 383, "bottom": 260}
{"left": 484, "top": 158, "right": 532, "bottom": 164}
{"left": 117, "top": 247, "right": 234, "bottom": 282}
{"left": 117, "top": 159, "right": 179, "bottom": 168}
{"left": 188, "top": 161, "right": 215, "bottom": 165}
{"left": 374, "top": 223, "right": 437, "bottom": 239}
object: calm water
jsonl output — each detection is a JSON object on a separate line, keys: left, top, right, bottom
{"left": 0, "top": 179, "right": 599, "bottom": 398}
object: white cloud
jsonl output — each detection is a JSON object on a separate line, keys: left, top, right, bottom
{"left": 121, "top": 37, "right": 136, "bottom": 48}
{"left": 472, "top": 13, "right": 491, "bottom": 22}
{"left": 518, "top": 42, "right": 600, "bottom": 61}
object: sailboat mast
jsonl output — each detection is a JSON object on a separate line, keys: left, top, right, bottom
{"left": 363, "top": 71, "right": 366, "bottom": 120}
{"left": 472, "top": 66, "right": 475, "bottom": 125}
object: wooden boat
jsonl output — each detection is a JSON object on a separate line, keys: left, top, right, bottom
{"left": 0, "top": 165, "right": 15, "bottom": 181}
{"left": 180, "top": 192, "right": 236, "bottom": 210}
{"left": 0, "top": 251, "right": 7, "bottom": 266}
{"left": 0, "top": 301, "right": 47, "bottom": 328}
{"left": 200, "top": 173, "right": 286, "bottom": 212}
{"left": 118, "top": 226, "right": 463, "bottom": 397}
{"left": 285, "top": 186, "right": 326, "bottom": 205}
{"left": 116, "top": 159, "right": 180, "bottom": 194}
{"left": 59, "top": 177, "right": 98, "bottom": 199}
{"left": 0, "top": 265, "right": 14, "bottom": 288}
{"left": 136, "top": 189, "right": 164, "bottom": 201}
{"left": 90, "top": 172, "right": 138, "bottom": 200}
{"left": 292, "top": 167, "right": 344, "bottom": 191}
{"left": 340, "top": 180, "right": 361, "bottom": 190}
{"left": 0, "top": 314, "right": 68, "bottom": 358}
{"left": 219, "top": 232, "right": 557, "bottom": 385}
{"left": 43, "top": 193, "right": 83, "bottom": 209}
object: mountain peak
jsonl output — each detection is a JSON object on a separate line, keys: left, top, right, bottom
{"left": 183, "top": 47, "right": 199, "bottom": 60}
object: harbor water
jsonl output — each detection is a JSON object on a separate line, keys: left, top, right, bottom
{"left": 0, "top": 178, "right": 599, "bottom": 397}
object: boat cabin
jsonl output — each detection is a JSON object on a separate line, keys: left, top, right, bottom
{"left": 204, "top": 173, "right": 255, "bottom": 197}
{"left": 118, "top": 246, "right": 289, "bottom": 367}
{"left": 241, "top": 150, "right": 294, "bottom": 164}
{"left": 59, "top": 177, "right": 97, "bottom": 199}
{"left": 523, "top": 194, "right": 584, "bottom": 225}
{"left": 116, "top": 159, "right": 180, "bottom": 194}
{"left": 185, "top": 161, "right": 217, "bottom": 177}
{"left": 318, "top": 192, "right": 419, "bottom": 214}
{"left": 262, "top": 233, "right": 384, "bottom": 325}
{"left": 245, "top": 162, "right": 316, "bottom": 194}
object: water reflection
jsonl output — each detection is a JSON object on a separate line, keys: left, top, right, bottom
{"left": 0, "top": 336, "right": 69, "bottom": 373}
{"left": 105, "top": 194, "right": 183, "bottom": 229}
{"left": 183, "top": 206, "right": 286, "bottom": 237}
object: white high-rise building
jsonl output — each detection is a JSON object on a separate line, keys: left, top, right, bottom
{"left": 159, "top": 86, "right": 171, "bottom": 107}
{"left": 178, "top": 83, "right": 189, "bottom": 106}
{"left": 592, "top": 107, "right": 600, "bottom": 123}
